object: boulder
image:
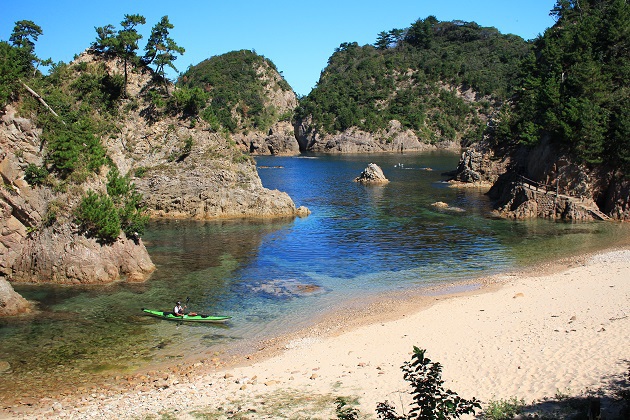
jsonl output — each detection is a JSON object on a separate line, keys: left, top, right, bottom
{"left": 355, "top": 163, "right": 389, "bottom": 185}
{"left": 0, "top": 277, "right": 30, "bottom": 316}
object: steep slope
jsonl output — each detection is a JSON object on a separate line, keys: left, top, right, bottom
{"left": 178, "top": 50, "right": 299, "bottom": 155}
{"left": 295, "top": 17, "right": 531, "bottom": 153}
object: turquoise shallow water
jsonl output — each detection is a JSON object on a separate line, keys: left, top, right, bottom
{"left": 2, "top": 151, "right": 628, "bottom": 402}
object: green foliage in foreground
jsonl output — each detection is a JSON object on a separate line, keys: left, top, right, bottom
{"left": 376, "top": 347, "right": 481, "bottom": 419}
{"left": 337, "top": 347, "right": 480, "bottom": 420}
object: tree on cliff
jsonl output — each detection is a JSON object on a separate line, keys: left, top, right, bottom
{"left": 9, "top": 20, "right": 42, "bottom": 50}
{"left": 117, "top": 14, "right": 146, "bottom": 97}
{"left": 91, "top": 14, "right": 146, "bottom": 97}
{"left": 143, "top": 15, "right": 185, "bottom": 93}
{"left": 9, "top": 19, "right": 52, "bottom": 73}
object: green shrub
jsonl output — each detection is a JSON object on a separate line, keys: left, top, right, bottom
{"left": 335, "top": 397, "right": 359, "bottom": 420}
{"left": 46, "top": 120, "right": 107, "bottom": 180}
{"left": 106, "top": 166, "right": 149, "bottom": 237}
{"left": 24, "top": 163, "right": 49, "bottom": 186}
{"left": 74, "top": 190, "right": 120, "bottom": 243}
{"left": 134, "top": 166, "right": 147, "bottom": 178}
{"left": 168, "top": 86, "right": 209, "bottom": 116}
{"left": 483, "top": 397, "right": 525, "bottom": 420}
{"left": 375, "top": 347, "right": 481, "bottom": 419}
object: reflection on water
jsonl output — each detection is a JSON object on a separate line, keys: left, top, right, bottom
{"left": 2, "top": 151, "right": 628, "bottom": 403}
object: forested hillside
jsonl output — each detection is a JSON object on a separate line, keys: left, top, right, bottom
{"left": 178, "top": 50, "right": 294, "bottom": 134}
{"left": 296, "top": 16, "right": 531, "bottom": 146}
{"left": 494, "top": 0, "right": 629, "bottom": 174}
{"left": 0, "top": 14, "right": 301, "bottom": 312}
{"left": 455, "top": 0, "right": 630, "bottom": 220}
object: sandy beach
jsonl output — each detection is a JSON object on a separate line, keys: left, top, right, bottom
{"left": 3, "top": 247, "right": 629, "bottom": 419}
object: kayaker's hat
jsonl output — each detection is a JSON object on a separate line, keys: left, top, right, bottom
{"left": 176, "top": 301, "right": 181, "bottom": 305}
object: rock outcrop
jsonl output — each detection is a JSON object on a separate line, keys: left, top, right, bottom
{"left": 11, "top": 226, "right": 155, "bottom": 284}
{"left": 355, "top": 163, "right": 389, "bottom": 185}
{"left": 449, "top": 144, "right": 507, "bottom": 186}
{"left": 450, "top": 138, "right": 629, "bottom": 221}
{"left": 108, "top": 111, "right": 302, "bottom": 220}
{"left": 235, "top": 121, "right": 299, "bottom": 156}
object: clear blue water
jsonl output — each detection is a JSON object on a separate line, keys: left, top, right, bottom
{"left": 2, "top": 151, "right": 628, "bottom": 401}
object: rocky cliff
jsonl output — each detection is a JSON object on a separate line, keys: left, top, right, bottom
{"left": 0, "top": 104, "right": 156, "bottom": 313}
{"left": 106, "top": 106, "right": 302, "bottom": 220}
{"left": 451, "top": 138, "right": 630, "bottom": 221}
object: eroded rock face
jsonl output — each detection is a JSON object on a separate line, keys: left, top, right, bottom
{"left": 235, "top": 122, "right": 300, "bottom": 156}
{"left": 450, "top": 143, "right": 508, "bottom": 185}
{"left": 134, "top": 158, "right": 300, "bottom": 219}
{"left": 105, "top": 94, "right": 306, "bottom": 220}
{"left": 296, "top": 120, "right": 442, "bottom": 154}
{"left": 451, "top": 139, "right": 629, "bottom": 221}
{"left": 11, "top": 225, "right": 155, "bottom": 284}
{"left": 491, "top": 183, "right": 603, "bottom": 221}
{"left": 355, "top": 163, "right": 389, "bottom": 185}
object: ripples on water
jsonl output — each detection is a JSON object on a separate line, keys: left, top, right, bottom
{"left": 2, "top": 151, "right": 628, "bottom": 400}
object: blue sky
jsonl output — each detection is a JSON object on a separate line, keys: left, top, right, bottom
{"left": 2, "top": 1, "right": 558, "bottom": 96}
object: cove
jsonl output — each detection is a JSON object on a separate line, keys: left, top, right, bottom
{"left": 2, "top": 151, "right": 628, "bottom": 404}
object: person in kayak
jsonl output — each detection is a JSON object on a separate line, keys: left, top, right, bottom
{"left": 173, "top": 301, "right": 185, "bottom": 317}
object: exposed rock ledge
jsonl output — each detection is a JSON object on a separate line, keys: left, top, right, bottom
{"left": 135, "top": 161, "right": 302, "bottom": 220}
{"left": 10, "top": 226, "right": 155, "bottom": 284}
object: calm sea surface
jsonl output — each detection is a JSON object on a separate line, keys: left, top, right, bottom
{"left": 2, "top": 151, "right": 628, "bottom": 400}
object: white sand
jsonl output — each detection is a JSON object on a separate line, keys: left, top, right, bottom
{"left": 5, "top": 249, "right": 629, "bottom": 419}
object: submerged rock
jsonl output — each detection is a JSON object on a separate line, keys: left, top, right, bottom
{"left": 250, "top": 279, "right": 326, "bottom": 298}
{"left": 431, "top": 202, "right": 465, "bottom": 213}
{"left": 355, "top": 163, "right": 389, "bottom": 185}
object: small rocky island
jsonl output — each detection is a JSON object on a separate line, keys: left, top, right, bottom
{"left": 355, "top": 163, "right": 389, "bottom": 185}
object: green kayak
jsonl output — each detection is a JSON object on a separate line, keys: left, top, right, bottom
{"left": 142, "top": 308, "right": 232, "bottom": 323}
